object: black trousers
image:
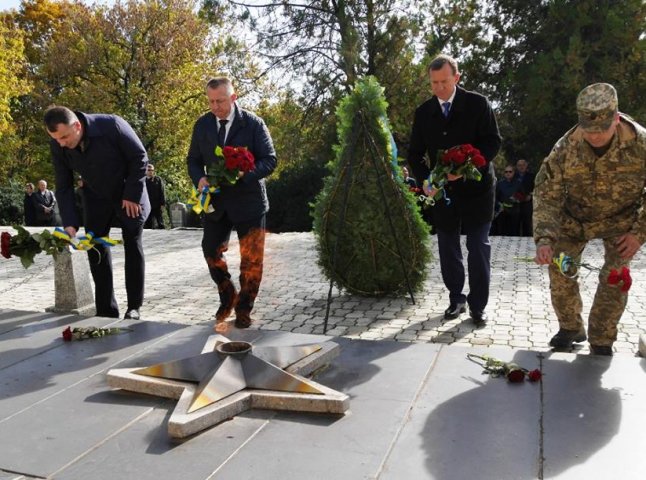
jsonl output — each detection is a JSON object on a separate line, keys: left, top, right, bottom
{"left": 84, "top": 195, "right": 149, "bottom": 318}
{"left": 436, "top": 221, "right": 491, "bottom": 314}
{"left": 201, "top": 212, "right": 266, "bottom": 314}
{"left": 144, "top": 206, "right": 165, "bottom": 229}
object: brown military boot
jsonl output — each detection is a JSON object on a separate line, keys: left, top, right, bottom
{"left": 589, "top": 345, "right": 613, "bottom": 356}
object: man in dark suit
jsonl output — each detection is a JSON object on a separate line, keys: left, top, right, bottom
{"left": 32, "top": 179, "right": 57, "bottom": 226}
{"left": 515, "top": 159, "right": 535, "bottom": 237}
{"left": 408, "top": 54, "right": 501, "bottom": 325}
{"left": 23, "top": 182, "right": 37, "bottom": 226}
{"left": 144, "top": 164, "right": 166, "bottom": 229}
{"left": 44, "top": 106, "right": 150, "bottom": 320}
{"left": 187, "top": 77, "right": 277, "bottom": 329}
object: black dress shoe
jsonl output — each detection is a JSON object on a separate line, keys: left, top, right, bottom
{"left": 124, "top": 309, "right": 140, "bottom": 320}
{"left": 470, "top": 310, "right": 488, "bottom": 325}
{"left": 444, "top": 302, "right": 466, "bottom": 320}
{"left": 549, "top": 327, "right": 586, "bottom": 348}
{"left": 590, "top": 344, "right": 613, "bottom": 356}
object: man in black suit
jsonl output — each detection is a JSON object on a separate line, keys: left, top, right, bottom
{"left": 187, "top": 77, "right": 277, "bottom": 329}
{"left": 32, "top": 179, "right": 57, "bottom": 226}
{"left": 144, "top": 164, "right": 166, "bottom": 229}
{"left": 408, "top": 54, "right": 501, "bottom": 325}
{"left": 44, "top": 106, "right": 150, "bottom": 320}
{"left": 515, "top": 159, "right": 535, "bottom": 237}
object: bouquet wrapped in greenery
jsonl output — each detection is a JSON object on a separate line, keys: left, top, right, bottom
{"left": 1, "top": 226, "right": 68, "bottom": 268}
{"left": 423, "top": 144, "right": 487, "bottom": 206}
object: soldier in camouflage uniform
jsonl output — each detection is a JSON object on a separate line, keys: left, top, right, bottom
{"left": 533, "top": 83, "right": 646, "bottom": 356}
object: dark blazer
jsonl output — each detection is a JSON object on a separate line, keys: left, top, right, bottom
{"left": 51, "top": 112, "right": 149, "bottom": 229}
{"left": 187, "top": 104, "right": 277, "bottom": 223}
{"left": 32, "top": 189, "right": 56, "bottom": 224}
{"left": 145, "top": 176, "right": 166, "bottom": 209}
{"left": 408, "top": 86, "right": 502, "bottom": 230}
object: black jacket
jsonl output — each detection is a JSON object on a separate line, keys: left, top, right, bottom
{"left": 187, "top": 104, "right": 277, "bottom": 223}
{"left": 51, "top": 112, "right": 149, "bottom": 229}
{"left": 408, "top": 86, "right": 501, "bottom": 230}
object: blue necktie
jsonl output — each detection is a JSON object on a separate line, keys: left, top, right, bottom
{"left": 442, "top": 102, "right": 451, "bottom": 118}
{"left": 218, "top": 119, "right": 228, "bottom": 146}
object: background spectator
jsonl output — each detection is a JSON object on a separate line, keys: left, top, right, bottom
{"left": 32, "top": 179, "right": 57, "bottom": 226}
{"left": 144, "top": 164, "right": 166, "bottom": 229}
{"left": 23, "top": 183, "right": 36, "bottom": 226}
{"left": 515, "top": 159, "right": 535, "bottom": 236}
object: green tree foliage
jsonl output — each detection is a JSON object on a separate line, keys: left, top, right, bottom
{"left": 0, "top": 18, "right": 31, "bottom": 181}
{"left": 312, "top": 77, "right": 431, "bottom": 295}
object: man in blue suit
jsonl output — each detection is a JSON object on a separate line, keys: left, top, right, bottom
{"left": 408, "top": 54, "right": 501, "bottom": 325}
{"left": 44, "top": 106, "right": 150, "bottom": 320}
{"left": 188, "top": 77, "right": 277, "bottom": 329}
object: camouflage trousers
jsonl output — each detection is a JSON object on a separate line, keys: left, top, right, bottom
{"left": 549, "top": 236, "right": 629, "bottom": 346}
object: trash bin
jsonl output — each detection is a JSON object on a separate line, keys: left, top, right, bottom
{"left": 170, "top": 202, "right": 187, "bottom": 228}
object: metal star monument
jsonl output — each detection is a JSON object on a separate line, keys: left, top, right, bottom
{"left": 107, "top": 334, "right": 349, "bottom": 438}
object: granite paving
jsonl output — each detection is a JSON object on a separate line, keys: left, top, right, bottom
{"left": 1, "top": 227, "right": 645, "bottom": 356}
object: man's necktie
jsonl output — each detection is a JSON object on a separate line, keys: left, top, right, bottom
{"left": 442, "top": 102, "right": 451, "bottom": 118}
{"left": 218, "top": 119, "right": 228, "bottom": 146}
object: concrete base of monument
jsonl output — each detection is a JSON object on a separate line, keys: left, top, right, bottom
{"left": 107, "top": 335, "right": 350, "bottom": 438}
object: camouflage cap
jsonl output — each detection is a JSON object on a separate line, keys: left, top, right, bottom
{"left": 576, "top": 83, "right": 618, "bottom": 133}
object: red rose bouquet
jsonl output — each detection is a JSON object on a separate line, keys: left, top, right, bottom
{"left": 207, "top": 145, "right": 255, "bottom": 186}
{"left": 189, "top": 146, "right": 256, "bottom": 214}
{"left": 423, "top": 144, "right": 487, "bottom": 205}
{"left": 1, "top": 226, "right": 68, "bottom": 268}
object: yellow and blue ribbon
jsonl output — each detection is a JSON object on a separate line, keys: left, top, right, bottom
{"left": 187, "top": 186, "right": 219, "bottom": 215}
{"left": 53, "top": 228, "right": 122, "bottom": 251}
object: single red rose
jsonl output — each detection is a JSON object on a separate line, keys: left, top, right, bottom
{"left": 471, "top": 154, "right": 486, "bottom": 168}
{"left": 620, "top": 266, "right": 632, "bottom": 292}
{"left": 527, "top": 369, "right": 542, "bottom": 382}
{"left": 1, "top": 232, "right": 12, "bottom": 259}
{"left": 607, "top": 268, "right": 620, "bottom": 285}
{"left": 506, "top": 368, "right": 526, "bottom": 383}
{"left": 62, "top": 326, "right": 73, "bottom": 341}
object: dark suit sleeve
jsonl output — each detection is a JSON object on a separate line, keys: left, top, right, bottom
{"left": 407, "top": 106, "right": 431, "bottom": 185}
{"left": 187, "top": 120, "right": 206, "bottom": 188}
{"left": 240, "top": 117, "right": 277, "bottom": 184}
{"left": 114, "top": 116, "right": 148, "bottom": 203}
{"left": 474, "top": 97, "right": 502, "bottom": 163}
{"left": 52, "top": 144, "right": 80, "bottom": 228}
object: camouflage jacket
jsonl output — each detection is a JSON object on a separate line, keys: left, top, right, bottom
{"left": 534, "top": 115, "right": 646, "bottom": 246}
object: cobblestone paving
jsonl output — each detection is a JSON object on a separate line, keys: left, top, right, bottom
{"left": 1, "top": 227, "right": 645, "bottom": 355}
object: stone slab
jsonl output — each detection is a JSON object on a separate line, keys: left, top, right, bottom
{"left": 209, "top": 338, "right": 442, "bottom": 479}
{"left": 0, "top": 310, "right": 60, "bottom": 336}
{"left": 380, "top": 346, "right": 542, "bottom": 480}
{"left": 3, "top": 308, "right": 646, "bottom": 479}
{"left": 542, "top": 352, "right": 646, "bottom": 479}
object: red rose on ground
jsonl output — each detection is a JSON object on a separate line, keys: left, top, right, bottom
{"left": 62, "top": 326, "right": 73, "bottom": 341}
{"left": 506, "top": 368, "right": 526, "bottom": 383}
{"left": 1, "top": 232, "right": 12, "bottom": 259}
{"left": 527, "top": 369, "right": 542, "bottom": 382}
